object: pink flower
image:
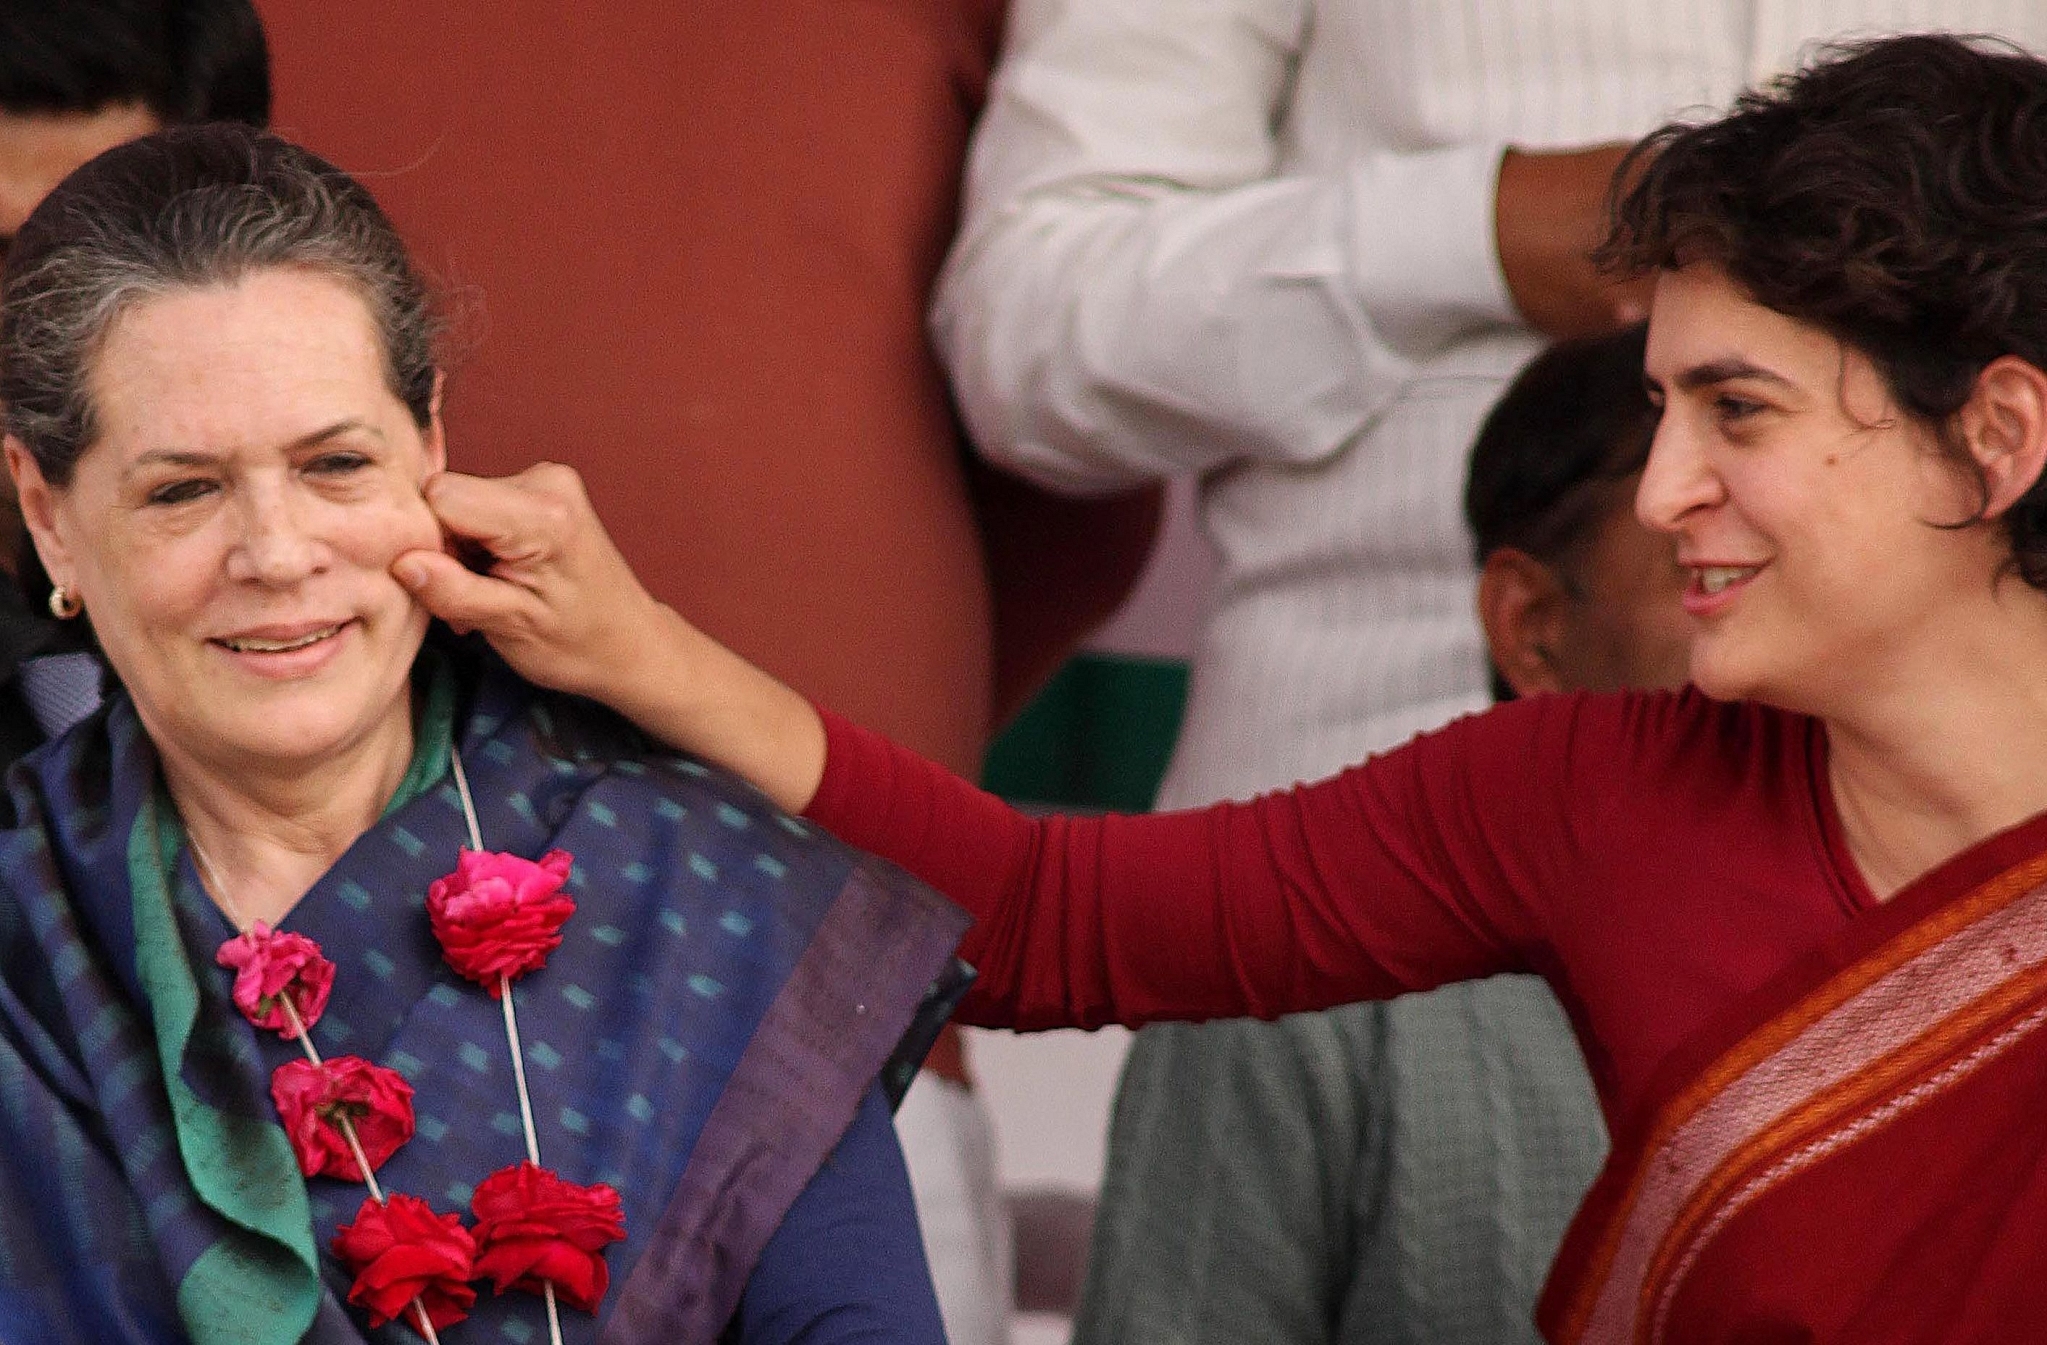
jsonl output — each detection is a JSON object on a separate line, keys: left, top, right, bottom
{"left": 333, "top": 1192, "right": 478, "bottom": 1331}
{"left": 271, "top": 1056, "right": 415, "bottom": 1181}
{"left": 215, "top": 922, "right": 334, "bottom": 1038}
{"left": 426, "top": 849, "right": 576, "bottom": 995}
{"left": 471, "top": 1161, "right": 626, "bottom": 1312}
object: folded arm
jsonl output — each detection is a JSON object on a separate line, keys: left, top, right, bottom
{"left": 933, "top": 0, "right": 1645, "bottom": 493}
{"left": 933, "top": 0, "right": 1506, "bottom": 491}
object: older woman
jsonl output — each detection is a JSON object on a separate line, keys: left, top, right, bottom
{"left": 411, "top": 33, "right": 2047, "bottom": 1341}
{"left": 0, "top": 127, "right": 964, "bottom": 1345}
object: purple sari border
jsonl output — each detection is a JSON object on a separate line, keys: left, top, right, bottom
{"left": 602, "top": 862, "right": 970, "bottom": 1344}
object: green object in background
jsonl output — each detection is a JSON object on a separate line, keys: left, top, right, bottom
{"left": 980, "top": 653, "right": 1189, "bottom": 812}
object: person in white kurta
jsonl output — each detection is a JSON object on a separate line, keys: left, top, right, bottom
{"left": 931, "top": 3, "right": 2047, "bottom": 1340}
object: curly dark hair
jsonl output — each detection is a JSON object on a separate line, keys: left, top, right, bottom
{"left": 1600, "top": 32, "right": 2047, "bottom": 589}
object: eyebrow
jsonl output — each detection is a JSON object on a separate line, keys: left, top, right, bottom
{"left": 1667, "top": 358, "right": 1796, "bottom": 392}
{"left": 126, "top": 419, "right": 386, "bottom": 473}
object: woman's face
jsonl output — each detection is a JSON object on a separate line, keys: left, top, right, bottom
{"left": 1636, "top": 265, "right": 1996, "bottom": 713}
{"left": 10, "top": 267, "right": 445, "bottom": 776}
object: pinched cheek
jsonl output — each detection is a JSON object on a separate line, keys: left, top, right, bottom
{"left": 335, "top": 496, "right": 442, "bottom": 564}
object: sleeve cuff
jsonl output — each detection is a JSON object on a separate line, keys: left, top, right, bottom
{"left": 803, "top": 704, "right": 867, "bottom": 832}
{"left": 1343, "top": 141, "right": 1520, "bottom": 347}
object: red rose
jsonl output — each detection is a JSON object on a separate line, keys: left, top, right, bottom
{"left": 333, "top": 1192, "right": 478, "bottom": 1331}
{"left": 215, "top": 922, "right": 334, "bottom": 1038}
{"left": 271, "top": 1056, "right": 415, "bottom": 1181}
{"left": 426, "top": 848, "right": 577, "bottom": 995}
{"left": 470, "top": 1161, "right": 626, "bottom": 1312}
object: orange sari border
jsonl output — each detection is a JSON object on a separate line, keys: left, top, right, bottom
{"left": 1545, "top": 850, "right": 2047, "bottom": 1343}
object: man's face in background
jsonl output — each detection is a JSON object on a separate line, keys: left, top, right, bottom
{"left": 0, "top": 102, "right": 160, "bottom": 245}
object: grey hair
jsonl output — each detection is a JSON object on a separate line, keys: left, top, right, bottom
{"left": 1, "top": 123, "right": 439, "bottom": 486}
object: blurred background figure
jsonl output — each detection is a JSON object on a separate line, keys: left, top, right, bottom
{"left": 0, "top": 0, "right": 267, "bottom": 238}
{"left": 1467, "top": 325, "right": 1692, "bottom": 702}
{"left": 1073, "top": 324, "right": 1687, "bottom": 1345}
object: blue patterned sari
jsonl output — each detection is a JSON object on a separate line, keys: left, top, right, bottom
{"left": 0, "top": 643, "right": 968, "bottom": 1344}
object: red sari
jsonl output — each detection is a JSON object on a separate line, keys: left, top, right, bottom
{"left": 1543, "top": 825, "right": 2047, "bottom": 1343}
{"left": 806, "top": 694, "right": 2047, "bottom": 1340}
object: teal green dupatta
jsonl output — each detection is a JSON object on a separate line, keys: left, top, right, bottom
{"left": 121, "top": 666, "right": 457, "bottom": 1341}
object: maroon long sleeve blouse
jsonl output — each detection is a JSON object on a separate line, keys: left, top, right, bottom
{"left": 802, "top": 687, "right": 1940, "bottom": 1129}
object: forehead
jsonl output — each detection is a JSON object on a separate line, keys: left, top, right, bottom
{"left": 89, "top": 268, "right": 393, "bottom": 452}
{"left": 1644, "top": 266, "right": 1836, "bottom": 382}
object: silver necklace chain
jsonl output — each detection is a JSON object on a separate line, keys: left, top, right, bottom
{"left": 187, "top": 746, "right": 484, "bottom": 933}
{"left": 180, "top": 744, "right": 493, "bottom": 1345}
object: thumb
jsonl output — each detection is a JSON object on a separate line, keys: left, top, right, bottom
{"left": 421, "top": 467, "right": 570, "bottom": 565}
{"left": 393, "top": 548, "right": 530, "bottom": 634}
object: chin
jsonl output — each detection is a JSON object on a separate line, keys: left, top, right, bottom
{"left": 1684, "top": 644, "right": 1762, "bottom": 705}
{"left": 215, "top": 718, "right": 364, "bottom": 766}
{"left": 189, "top": 686, "right": 402, "bottom": 767}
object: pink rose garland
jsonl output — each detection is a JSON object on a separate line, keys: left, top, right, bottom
{"left": 426, "top": 848, "right": 576, "bottom": 996}
{"left": 216, "top": 836, "right": 626, "bottom": 1341}
{"left": 215, "top": 922, "right": 333, "bottom": 1038}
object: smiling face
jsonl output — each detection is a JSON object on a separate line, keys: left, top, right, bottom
{"left": 1635, "top": 265, "right": 2004, "bottom": 713}
{"left": 10, "top": 267, "right": 445, "bottom": 779}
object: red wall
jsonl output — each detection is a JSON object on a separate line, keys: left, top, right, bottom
{"left": 258, "top": 2, "right": 1163, "bottom": 775}
{"left": 259, "top": 1, "right": 1003, "bottom": 772}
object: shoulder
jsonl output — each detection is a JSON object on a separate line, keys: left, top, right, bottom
{"left": 1309, "top": 687, "right": 1811, "bottom": 846}
{"left": 1392, "top": 685, "right": 1806, "bottom": 776}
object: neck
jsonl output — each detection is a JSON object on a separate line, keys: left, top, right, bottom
{"left": 1823, "top": 588, "right": 2047, "bottom": 899}
{"left": 162, "top": 714, "right": 417, "bottom": 929}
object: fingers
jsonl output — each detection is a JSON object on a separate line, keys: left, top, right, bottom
{"left": 422, "top": 463, "right": 587, "bottom": 563}
{"left": 392, "top": 548, "right": 533, "bottom": 634}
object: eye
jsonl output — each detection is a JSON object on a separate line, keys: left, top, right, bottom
{"left": 1714, "top": 393, "right": 1765, "bottom": 422}
{"left": 146, "top": 477, "right": 217, "bottom": 507}
{"left": 305, "top": 450, "right": 372, "bottom": 476}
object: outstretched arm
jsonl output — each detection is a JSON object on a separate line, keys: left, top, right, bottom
{"left": 397, "top": 465, "right": 1549, "bottom": 1029}
{"left": 393, "top": 464, "right": 827, "bottom": 814}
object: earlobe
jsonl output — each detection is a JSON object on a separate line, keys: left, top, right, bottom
{"left": 5, "top": 437, "right": 72, "bottom": 585}
{"left": 1477, "top": 549, "right": 1569, "bottom": 698}
{"left": 1961, "top": 356, "right": 2047, "bottom": 518}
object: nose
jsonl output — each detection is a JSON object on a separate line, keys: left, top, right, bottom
{"left": 1634, "top": 412, "right": 1723, "bottom": 535}
{"left": 224, "top": 479, "right": 329, "bottom": 586}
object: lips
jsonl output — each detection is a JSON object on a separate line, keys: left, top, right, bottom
{"left": 1696, "top": 565, "right": 1759, "bottom": 596}
{"left": 212, "top": 621, "right": 350, "bottom": 655}
{"left": 1682, "top": 562, "right": 1764, "bottom": 615}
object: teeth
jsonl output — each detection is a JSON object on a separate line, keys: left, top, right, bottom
{"left": 222, "top": 625, "right": 340, "bottom": 653}
{"left": 1698, "top": 566, "right": 1757, "bottom": 595}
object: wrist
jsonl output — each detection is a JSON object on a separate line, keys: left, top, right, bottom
{"left": 596, "top": 601, "right": 705, "bottom": 727}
